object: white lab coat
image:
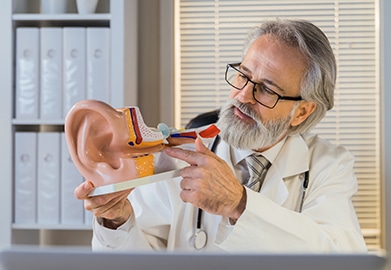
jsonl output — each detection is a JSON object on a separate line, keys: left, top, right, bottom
{"left": 92, "top": 133, "right": 367, "bottom": 253}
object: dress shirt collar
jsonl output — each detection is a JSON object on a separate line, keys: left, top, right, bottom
{"left": 231, "top": 136, "right": 287, "bottom": 166}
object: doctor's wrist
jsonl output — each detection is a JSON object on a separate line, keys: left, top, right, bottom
{"left": 97, "top": 200, "right": 134, "bottom": 230}
{"left": 229, "top": 186, "right": 247, "bottom": 225}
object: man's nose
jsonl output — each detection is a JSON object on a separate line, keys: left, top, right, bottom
{"left": 235, "top": 83, "right": 257, "bottom": 104}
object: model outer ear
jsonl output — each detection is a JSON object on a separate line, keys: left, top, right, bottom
{"left": 64, "top": 100, "right": 164, "bottom": 187}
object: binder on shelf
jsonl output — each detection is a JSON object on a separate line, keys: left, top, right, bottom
{"left": 14, "top": 132, "right": 37, "bottom": 225}
{"left": 86, "top": 27, "right": 110, "bottom": 102}
{"left": 15, "top": 28, "right": 40, "bottom": 120}
{"left": 60, "top": 133, "right": 84, "bottom": 225}
{"left": 63, "top": 27, "right": 86, "bottom": 118}
{"left": 37, "top": 132, "right": 61, "bottom": 225}
{"left": 40, "top": 27, "right": 63, "bottom": 120}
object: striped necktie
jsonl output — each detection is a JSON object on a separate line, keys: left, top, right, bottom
{"left": 244, "top": 154, "right": 271, "bottom": 192}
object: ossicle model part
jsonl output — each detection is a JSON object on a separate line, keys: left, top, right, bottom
{"left": 118, "top": 106, "right": 165, "bottom": 147}
{"left": 64, "top": 99, "right": 219, "bottom": 188}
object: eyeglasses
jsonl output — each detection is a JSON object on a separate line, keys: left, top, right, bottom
{"left": 225, "top": 63, "right": 303, "bottom": 109}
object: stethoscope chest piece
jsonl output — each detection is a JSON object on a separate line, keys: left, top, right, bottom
{"left": 193, "top": 229, "right": 207, "bottom": 250}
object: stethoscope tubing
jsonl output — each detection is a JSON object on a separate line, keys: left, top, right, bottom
{"left": 192, "top": 135, "right": 310, "bottom": 249}
{"left": 192, "top": 135, "right": 220, "bottom": 250}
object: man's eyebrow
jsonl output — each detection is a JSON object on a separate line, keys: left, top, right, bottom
{"left": 240, "top": 64, "right": 287, "bottom": 94}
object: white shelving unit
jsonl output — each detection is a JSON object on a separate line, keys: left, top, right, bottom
{"left": 0, "top": 0, "right": 137, "bottom": 247}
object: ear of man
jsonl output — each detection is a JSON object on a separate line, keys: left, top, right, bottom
{"left": 290, "top": 101, "right": 316, "bottom": 127}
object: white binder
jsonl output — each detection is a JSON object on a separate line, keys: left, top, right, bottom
{"left": 60, "top": 133, "right": 84, "bottom": 225}
{"left": 63, "top": 27, "right": 86, "bottom": 118}
{"left": 37, "top": 132, "right": 61, "bottom": 225}
{"left": 14, "top": 132, "right": 37, "bottom": 225}
{"left": 15, "top": 28, "right": 40, "bottom": 120}
{"left": 40, "top": 27, "right": 63, "bottom": 120}
{"left": 86, "top": 27, "right": 110, "bottom": 102}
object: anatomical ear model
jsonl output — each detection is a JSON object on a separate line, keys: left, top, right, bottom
{"left": 64, "top": 99, "right": 219, "bottom": 190}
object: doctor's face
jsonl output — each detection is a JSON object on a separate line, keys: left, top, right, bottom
{"left": 217, "top": 34, "right": 308, "bottom": 151}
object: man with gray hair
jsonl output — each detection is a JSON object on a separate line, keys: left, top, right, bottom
{"left": 75, "top": 19, "right": 367, "bottom": 253}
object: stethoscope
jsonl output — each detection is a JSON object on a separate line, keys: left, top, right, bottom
{"left": 191, "top": 135, "right": 310, "bottom": 250}
{"left": 191, "top": 136, "right": 220, "bottom": 250}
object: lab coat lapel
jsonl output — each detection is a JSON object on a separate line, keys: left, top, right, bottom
{"left": 214, "top": 138, "right": 236, "bottom": 172}
{"left": 260, "top": 135, "right": 309, "bottom": 206}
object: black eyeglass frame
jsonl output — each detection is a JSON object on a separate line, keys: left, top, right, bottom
{"left": 225, "top": 62, "right": 303, "bottom": 109}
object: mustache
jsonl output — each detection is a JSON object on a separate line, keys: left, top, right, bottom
{"left": 230, "top": 99, "right": 261, "bottom": 122}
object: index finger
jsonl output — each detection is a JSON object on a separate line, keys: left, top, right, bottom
{"left": 165, "top": 146, "right": 203, "bottom": 166}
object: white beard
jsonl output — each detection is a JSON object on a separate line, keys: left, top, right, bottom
{"left": 216, "top": 99, "right": 293, "bottom": 150}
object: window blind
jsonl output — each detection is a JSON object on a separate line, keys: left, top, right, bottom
{"left": 175, "top": 0, "right": 381, "bottom": 251}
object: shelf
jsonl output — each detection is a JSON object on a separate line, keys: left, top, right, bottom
{"left": 13, "top": 13, "right": 111, "bottom": 21}
{"left": 13, "top": 13, "right": 111, "bottom": 28}
{"left": 12, "top": 223, "right": 92, "bottom": 230}
{"left": 1, "top": 0, "right": 138, "bottom": 247}
{"left": 12, "top": 119, "right": 65, "bottom": 125}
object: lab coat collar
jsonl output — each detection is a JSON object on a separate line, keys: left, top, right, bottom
{"left": 231, "top": 137, "right": 287, "bottom": 166}
{"left": 272, "top": 134, "right": 309, "bottom": 178}
{"left": 260, "top": 134, "right": 309, "bottom": 205}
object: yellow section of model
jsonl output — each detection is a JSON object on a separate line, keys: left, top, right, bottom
{"left": 134, "top": 154, "right": 154, "bottom": 177}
